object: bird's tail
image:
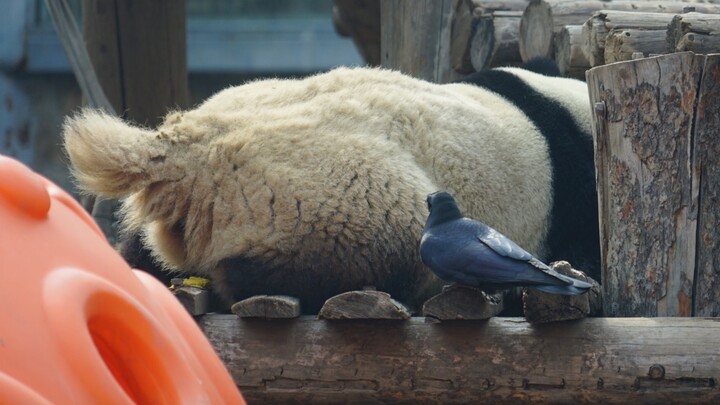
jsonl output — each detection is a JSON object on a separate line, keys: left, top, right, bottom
{"left": 532, "top": 275, "right": 592, "bottom": 295}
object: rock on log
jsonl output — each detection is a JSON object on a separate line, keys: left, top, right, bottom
{"left": 199, "top": 316, "right": 720, "bottom": 404}
{"left": 582, "top": 10, "right": 676, "bottom": 67}
{"left": 519, "top": 0, "right": 720, "bottom": 63}
{"left": 587, "top": 52, "right": 720, "bottom": 317}
{"left": 604, "top": 29, "right": 671, "bottom": 63}
{"left": 333, "top": 0, "right": 381, "bottom": 66}
{"left": 470, "top": 11, "right": 523, "bottom": 70}
{"left": 670, "top": 12, "right": 720, "bottom": 53}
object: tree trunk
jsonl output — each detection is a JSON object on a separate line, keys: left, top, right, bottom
{"left": 381, "top": 0, "right": 458, "bottom": 82}
{"left": 470, "top": 11, "right": 523, "bottom": 70}
{"left": 587, "top": 52, "right": 720, "bottom": 317}
{"left": 200, "top": 315, "right": 720, "bottom": 404}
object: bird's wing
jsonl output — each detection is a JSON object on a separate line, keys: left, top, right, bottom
{"left": 476, "top": 226, "right": 534, "bottom": 262}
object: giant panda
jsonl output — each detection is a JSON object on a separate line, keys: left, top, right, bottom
{"left": 63, "top": 61, "right": 598, "bottom": 313}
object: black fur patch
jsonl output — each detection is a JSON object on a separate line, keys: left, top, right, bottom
{"left": 455, "top": 67, "right": 601, "bottom": 279}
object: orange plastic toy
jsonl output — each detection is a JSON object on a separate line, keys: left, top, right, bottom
{"left": 0, "top": 155, "right": 245, "bottom": 404}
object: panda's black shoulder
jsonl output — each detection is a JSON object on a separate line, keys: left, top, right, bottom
{"left": 519, "top": 57, "right": 561, "bottom": 77}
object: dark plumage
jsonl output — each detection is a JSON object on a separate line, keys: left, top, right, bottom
{"left": 420, "top": 191, "right": 591, "bottom": 295}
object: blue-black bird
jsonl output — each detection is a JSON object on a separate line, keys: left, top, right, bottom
{"left": 420, "top": 191, "right": 591, "bottom": 295}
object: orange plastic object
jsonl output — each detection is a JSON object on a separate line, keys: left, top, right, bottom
{"left": 0, "top": 155, "right": 245, "bottom": 405}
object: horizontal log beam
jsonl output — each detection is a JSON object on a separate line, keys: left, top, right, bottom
{"left": 200, "top": 315, "right": 720, "bottom": 404}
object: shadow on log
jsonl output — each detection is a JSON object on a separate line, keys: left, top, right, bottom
{"left": 200, "top": 316, "right": 720, "bottom": 404}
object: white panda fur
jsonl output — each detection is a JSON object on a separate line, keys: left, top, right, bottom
{"left": 63, "top": 65, "right": 594, "bottom": 312}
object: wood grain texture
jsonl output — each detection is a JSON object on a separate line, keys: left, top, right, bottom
{"left": 200, "top": 315, "right": 720, "bottom": 404}
{"left": 604, "top": 29, "right": 671, "bottom": 63}
{"left": 232, "top": 295, "right": 302, "bottom": 319}
{"left": 471, "top": 11, "right": 523, "bottom": 70}
{"left": 556, "top": 24, "right": 588, "bottom": 79}
{"left": 519, "top": 0, "right": 720, "bottom": 63}
{"left": 587, "top": 52, "right": 702, "bottom": 317}
{"left": 318, "top": 290, "right": 411, "bottom": 320}
{"left": 670, "top": 13, "right": 720, "bottom": 53}
{"left": 381, "top": 0, "right": 458, "bottom": 82}
{"left": 582, "top": 10, "right": 676, "bottom": 67}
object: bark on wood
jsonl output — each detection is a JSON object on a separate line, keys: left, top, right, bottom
{"left": 522, "top": 261, "right": 601, "bottom": 324}
{"left": 231, "top": 295, "right": 301, "bottom": 319}
{"left": 670, "top": 13, "right": 720, "bottom": 53}
{"left": 692, "top": 54, "right": 720, "bottom": 317}
{"left": 199, "top": 315, "right": 720, "bottom": 404}
{"left": 422, "top": 284, "right": 504, "bottom": 320}
{"left": 318, "top": 290, "right": 411, "bottom": 320}
{"left": 381, "top": 0, "right": 459, "bottom": 82}
{"left": 556, "top": 25, "right": 589, "bottom": 78}
{"left": 470, "top": 11, "right": 523, "bottom": 70}
{"left": 604, "top": 29, "right": 672, "bottom": 63}
{"left": 520, "top": 1, "right": 720, "bottom": 63}
{"left": 333, "top": 0, "right": 381, "bottom": 66}
{"left": 586, "top": 52, "right": 720, "bottom": 316}
{"left": 582, "top": 10, "right": 677, "bottom": 67}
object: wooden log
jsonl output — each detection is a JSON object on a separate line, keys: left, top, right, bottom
{"left": 333, "top": 0, "right": 381, "bottom": 66}
{"left": 670, "top": 12, "right": 720, "bottom": 52}
{"left": 450, "top": 0, "right": 477, "bottom": 74}
{"left": 231, "top": 295, "right": 301, "bottom": 319}
{"left": 692, "top": 54, "right": 720, "bottom": 317}
{"left": 556, "top": 24, "right": 589, "bottom": 78}
{"left": 604, "top": 29, "right": 671, "bottom": 63}
{"left": 451, "top": 0, "right": 530, "bottom": 73}
{"left": 520, "top": 0, "right": 720, "bottom": 63}
{"left": 318, "top": 290, "right": 411, "bottom": 320}
{"left": 586, "top": 52, "right": 720, "bottom": 316}
{"left": 582, "top": 10, "right": 677, "bottom": 67}
{"left": 676, "top": 32, "right": 720, "bottom": 53}
{"left": 470, "top": 11, "right": 523, "bottom": 69}
{"left": 199, "top": 315, "right": 720, "bottom": 404}
{"left": 422, "top": 284, "right": 504, "bottom": 320}
{"left": 381, "top": 0, "right": 458, "bottom": 82}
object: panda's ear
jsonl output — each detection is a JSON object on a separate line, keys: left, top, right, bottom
{"left": 63, "top": 109, "right": 178, "bottom": 198}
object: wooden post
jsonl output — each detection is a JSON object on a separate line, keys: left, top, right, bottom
{"left": 587, "top": 52, "right": 720, "bottom": 317}
{"left": 82, "top": 0, "right": 190, "bottom": 243}
{"left": 381, "top": 0, "right": 458, "bottom": 82}
{"left": 692, "top": 54, "right": 720, "bottom": 317}
{"left": 200, "top": 315, "right": 720, "bottom": 404}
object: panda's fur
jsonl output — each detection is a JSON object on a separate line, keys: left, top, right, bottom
{"left": 63, "top": 64, "right": 598, "bottom": 312}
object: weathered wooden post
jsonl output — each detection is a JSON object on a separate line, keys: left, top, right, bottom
{"left": 82, "top": 0, "right": 190, "bottom": 243}
{"left": 586, "top": 52, "right": 720, "bottom": 317}
{"left": 381, "top": 0, "right": 458, "bottom": 82}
